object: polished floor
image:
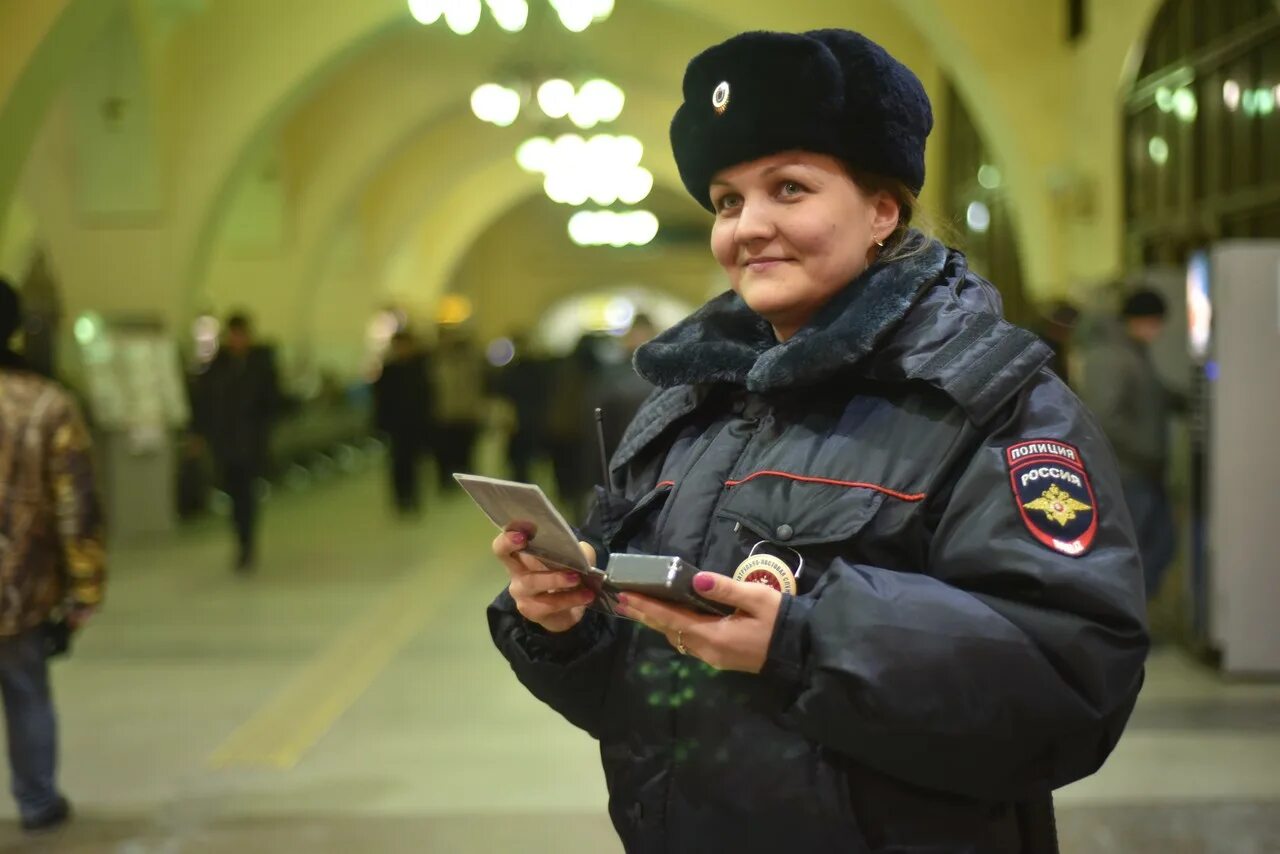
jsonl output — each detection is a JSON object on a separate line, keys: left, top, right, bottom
{"left": 2, "top": 465, "right": 1277, "bottom": 853}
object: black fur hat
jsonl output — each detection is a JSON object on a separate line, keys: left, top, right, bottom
{"left": 669, "top": 29, "right": 933, "bottom": 211}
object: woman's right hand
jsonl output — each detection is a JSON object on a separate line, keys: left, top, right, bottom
{"left": 493, "top": 529, "right": 597, "bottom": 633}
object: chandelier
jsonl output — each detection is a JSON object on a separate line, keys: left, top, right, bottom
{"left": 411, "top": 0, "right": 655, "bottom": 246}
{"left": 472, "top": 79, "right": 659, "bottom": 246}
{"left": 408, "top": 0, "right": 613, "bottom": 34}
{"left": 515, "top": 134, "right": 652, "bottom": 207}
{"left": 470, "top": 77, "right": 624, "bottom": 129}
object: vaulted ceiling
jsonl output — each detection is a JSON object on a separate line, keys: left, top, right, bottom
{"left": 1, "top": 0, "right": 1165, "bottom": 373}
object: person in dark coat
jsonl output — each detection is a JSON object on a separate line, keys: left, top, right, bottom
{"left": 486, "top": 29, "right": 1148, "bottom": 854}
{"left": 1080, "top": 288, "right": 1180, "bottom": 600}
{"left": 432, "top": 329, "right": 485, "bottom": 490}
{"left": 1035, "top": 299, "right": 1080, "bottom": 386}
{"left": 544, "top": 334, "right": 606, "bottom": 516}
{"left": 492, "top": 333, "right": 551, "bottom": 485}
{"left": 373, "top": 331, "right": 433, "bottom": 515}
{"left": 593, "top": 312, "right": 659, "bottom": 456}
{"left": 191, "top": 313, "right": 280, "bottom": 572}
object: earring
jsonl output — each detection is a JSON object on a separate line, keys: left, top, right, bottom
{"left": 874, "top": 235, "right": 885, "bottom": 248}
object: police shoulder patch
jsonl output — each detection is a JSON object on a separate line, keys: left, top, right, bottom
{"left": 1006, "top": 440, "right": 1097, "bottom": 557}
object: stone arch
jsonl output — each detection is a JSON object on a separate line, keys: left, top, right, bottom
{"left": 0, "top": 0, "right": 119, "bottom": 232}
{"left": 365, "top": 90, "right": 692, "bottom": 293}
{"left": 10, "top": 1, "right": 418, "bottom": 338}
{"left": 279, "top": 5, "right": 961, "bottom": 375}
{"left": 191, "top": 0, "right": 943, "bottom": 347}
{"left": 196, "top": 2, "right": 728, "bottom": 365}
{"left": 208, "top": 72, "right": 691, "bottom": 357}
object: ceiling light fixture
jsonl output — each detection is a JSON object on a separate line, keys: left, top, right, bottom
{"left": 409, "top": 0, "right": 609, "bottom": 33}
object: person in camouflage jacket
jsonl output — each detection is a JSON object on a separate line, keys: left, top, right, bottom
{"left": 0, "top": 278, "right": 105, "bottom": 832}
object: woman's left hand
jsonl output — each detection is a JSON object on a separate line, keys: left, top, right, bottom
{"left": 617, "top": 573, "right": 782, "bottom": 674}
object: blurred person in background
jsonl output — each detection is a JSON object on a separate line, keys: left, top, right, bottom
{"left": 1081, "top": 288, "right": 1182, "bottom": 600}
{"left": 544, "top": 334, "right": 605, "bottom": 516}
{"left": 487, "top": 29, "right": 1147, "bottom": 853}
{"left": 1034, "top": 299, "right": 1080, "bottom": 387}
{"left": 0, "top": 278, "right": 106, "bottom": 833}
{"left": 593, "top": 312, "right": 659, "bottom": 455}
{"left": 191, "top": 313, "right": 280, "bottom": 573}
{"left": 432, "top": 328, "right": 486, "bottom": 488}
{"left": 492, "top": 331, "right": 550, "bottom": 485}
{"left": 373, "top": 330, "right": 433, "bottom": 516}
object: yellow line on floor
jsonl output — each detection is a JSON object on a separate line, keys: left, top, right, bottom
{"left": 208, "top": 563, "right": 468, "bottom": 770}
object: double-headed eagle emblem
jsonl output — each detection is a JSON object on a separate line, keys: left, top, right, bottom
{"left": 1023, "top": 484, "right": 1092, "bottom": 527}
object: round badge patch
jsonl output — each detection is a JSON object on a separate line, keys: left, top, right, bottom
{"left": 1006, "top": 440, "right": 1098, "bottom": 557}
{"left": 712, "top": 81, "right": 730, "bottom": 115}
{"left": 733, "top": 552, "right": 796, "bottom": 594}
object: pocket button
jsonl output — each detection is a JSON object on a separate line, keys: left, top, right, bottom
{"left": 775, "top": 523, "right": 794, "bottom": 541}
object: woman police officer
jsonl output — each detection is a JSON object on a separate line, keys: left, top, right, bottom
{"left": 488, "top": 29, "right": 1148, "bottom": 854}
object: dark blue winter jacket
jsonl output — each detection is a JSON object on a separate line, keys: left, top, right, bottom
{"left": 489, "top": 239, "right": 1148, "bottom": 854}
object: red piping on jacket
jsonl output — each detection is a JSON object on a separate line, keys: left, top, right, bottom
{"left": 656, "top": 480, "right": 675, "bottom": 488}
{"left": 723, "top": 470, "right": 927, "bottom": 502}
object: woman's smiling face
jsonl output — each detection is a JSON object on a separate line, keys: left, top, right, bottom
{"left": 708, "top": 151, "right": 899, "bottom": 340}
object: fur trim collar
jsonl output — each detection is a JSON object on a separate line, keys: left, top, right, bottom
{"left": 635, "top": 236, "right": 948, "bottom": 392}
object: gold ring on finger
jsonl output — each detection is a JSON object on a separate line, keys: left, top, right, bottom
{"left": 675, "top": 630, "right": 687, "bottom": 656}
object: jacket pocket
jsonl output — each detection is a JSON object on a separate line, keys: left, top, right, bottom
{"left": 715, "top": 472, "right": 888, "bottom": 547}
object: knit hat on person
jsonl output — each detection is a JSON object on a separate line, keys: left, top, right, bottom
{"left": 1121, "top": 288, "right": 1167, "bottom": 319}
